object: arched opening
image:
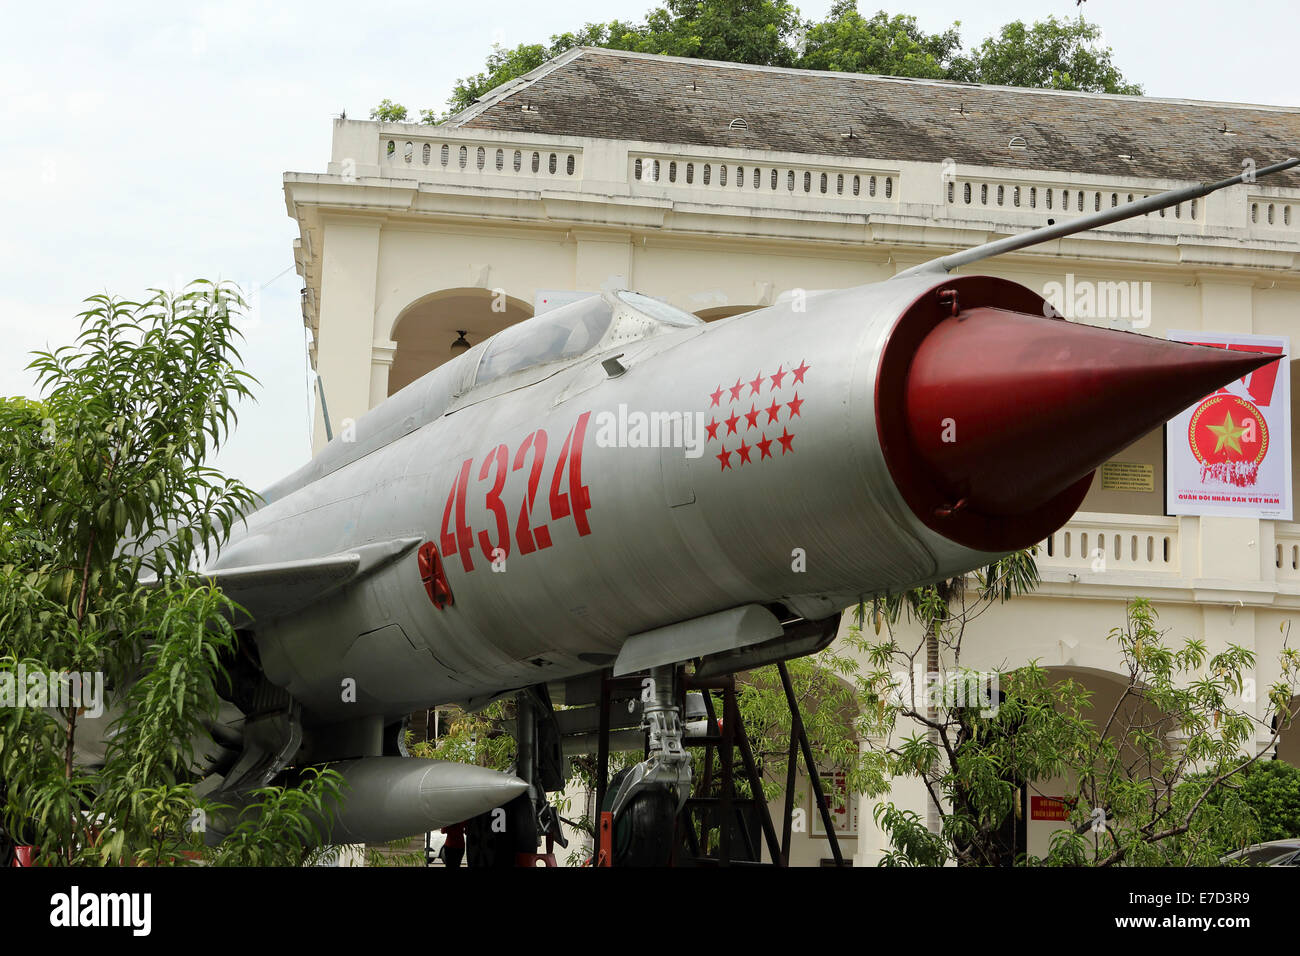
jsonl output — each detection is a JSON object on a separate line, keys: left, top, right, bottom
{"left": 1024, "top": 665, "right": 1172, "bottom": 859}
{"left": 388, "top": 288, "right": 532, "bottom": 397}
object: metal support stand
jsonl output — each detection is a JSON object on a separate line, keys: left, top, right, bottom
{"left": 776, "top": 661, "right": 845, "bottom": 866}
{"left": 584, "top": 656, "right": 848, "bottom": 868}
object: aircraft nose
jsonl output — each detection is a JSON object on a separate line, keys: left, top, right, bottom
{"left": 874, "top": 278, "right": 1281, "bottom": 553}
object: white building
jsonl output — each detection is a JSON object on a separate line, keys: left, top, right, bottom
{"left": 284, "top": 47, "right": 1300, "bottom": 865}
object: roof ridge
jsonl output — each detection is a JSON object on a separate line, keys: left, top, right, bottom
{"left": 445, "top": 46, "right": 587, "bottom": 128}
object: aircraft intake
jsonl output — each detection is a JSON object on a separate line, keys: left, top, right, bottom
{"left": 875, "top": 275, "right": 1281, "bottom": 553}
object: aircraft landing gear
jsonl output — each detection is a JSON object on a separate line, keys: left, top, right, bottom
{"left": 606, "top": 665, "right": 691, "bottom": 866}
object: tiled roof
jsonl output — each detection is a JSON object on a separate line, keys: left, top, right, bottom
{"left": 455, "top": 48, "right": 1300, "bottom": 187}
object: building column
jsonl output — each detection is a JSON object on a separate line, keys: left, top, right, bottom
{"left": 369, "top": 341, "right": 397, "bottom": 408}
{"left": 313, "top": 215, "right": 383, "bottom": 452}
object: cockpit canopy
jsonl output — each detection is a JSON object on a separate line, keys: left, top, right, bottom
{"left": 473, "top": 290, "right": 702, "bottom": 388}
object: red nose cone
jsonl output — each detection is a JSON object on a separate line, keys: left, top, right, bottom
{"left": 904, "top": 306, "right": 1280, "bottom": 516}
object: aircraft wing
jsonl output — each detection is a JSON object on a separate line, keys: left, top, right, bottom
{"left": 144, "top": 537, "right": 422, "bottom": 625}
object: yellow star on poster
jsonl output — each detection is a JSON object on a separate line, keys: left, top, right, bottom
{"left": 1207, "top": 411, "right": 1247, "bottom": 455}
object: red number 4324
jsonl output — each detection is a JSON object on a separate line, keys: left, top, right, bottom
{"left": 439, "top": 411, "right": 592, "bottom": 573}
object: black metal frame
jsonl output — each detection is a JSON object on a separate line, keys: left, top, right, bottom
{"left": 591, "top": 659, "right": 847, "bottom": 867}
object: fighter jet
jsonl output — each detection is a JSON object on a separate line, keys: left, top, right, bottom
{"left": 73, "top": 158, "right": 1300, "bottom": 861}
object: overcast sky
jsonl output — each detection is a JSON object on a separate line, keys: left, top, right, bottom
{"left": 1, "top": 0, "right": 1296, "bottom": 490}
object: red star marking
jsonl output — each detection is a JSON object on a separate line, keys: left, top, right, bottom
{"left": 778, "top": 427, "right": 795, "bottom": 455}
{"left": 765, "top": 399, "right": 782, "bottom": 424}
{"left": 709, "top": 385, "right": 723, "bottom": 407}
{"left": 744, "top": 404, "right": 760, "bottom": 430}
{"left": 737, "top": 439, "right": 752, "bottom": 464}
{"left": 787, "top": 393, "right": 804, "bottom": 418}
{"left": 716, "top": 446, "right": 732, "bottom": 471}
{"left": 757, "top": 434, "right": 773, "bottom": 459}
{"left": 728, "top": 379, "right": 744, "bottom": 402}
{"left": 706, "top": 416, "right": 720, "bottom": 441}
{"left": 748, "top": 371, "right": 764, "bottom": 395}
{"left": 769, "top": 365, "right": 786, "bottom": 390}
{"left": 792, "top": 360, "right": 810, "bottom": 384}
{"left": 724, "top": 411, "right": 740, "bottom": 435}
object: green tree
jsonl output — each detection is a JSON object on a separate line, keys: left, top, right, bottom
{"left": 373, "top": 3, "right": 1141, "bottom": 122}
{"left": 369, "top": 98, "right": 409, "bottom": 122}
{"left": 796, "top": 3, "right": 962, "bottom": 78}
{"left": 1202, "top": 758, "right": 1300, "bottom": 853}
{"left": 856, "top": 598, "right": 1297, "bottom": 866}
{"left": 0, "top": 282, "right": 340, "bottom": 865}
{"left": 951, "top": 15, "right": 1143, "bottom": 94}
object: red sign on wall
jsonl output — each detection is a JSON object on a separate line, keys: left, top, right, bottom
{"left": 1030, "top": 796, "right": 1069, "bottom": 821}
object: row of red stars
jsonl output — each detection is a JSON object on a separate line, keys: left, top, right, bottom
{"left": 717, "top": 427, "right": 796, "bottom": 470}
{"left": 706, "top": 393, "right": 803, "bottom": 441}
{"left": 709, "top": 360, "right": 810, "bottom": 407}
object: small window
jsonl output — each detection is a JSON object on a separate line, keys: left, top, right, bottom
{"left": 963, "top": 182, "right": 971, "bottom": 204}
{"left": 1046, "top": 189, "right": 1053, "bottom": 210}
{"left": 548, "top": 153, "right": 557, "bottom": 174}
{"left": 946, "top": 182, "right": 954, "bottom": 203}
{"left": 1286, "top": 206, "right": 1292, "bottom": 226}
{"left": 819, "top": 173, "right": 827, "bottom": 194}
{"left": 1094, "top": 192, "right": 1100, "bottom": 211}
{"left": 752, "top": 167, "right": 760, "bottom": 188}
{"left": 1190, "top": 199, "right": 1197, "bottom": 219}
{"left": 1077, "top": 192, "right": 1084, "bottom": 211}
{"left": 869, "top": 176, "right": 877, "bottom": 197}
{"left": 422, "top": 143, "right": 431, "bottom": 164}
{"left": 634, "top": 158, "right": 643, "bottom": 181}
{"left": 737, "top": 166, "right": 744, "bottom": 188}
{"left": 531, "top": 152, "right": 540, "bottom": 173}
{"left": 704, "top": 164, "right": 712, "bottom": 185}
{"left": 836, "top": 174, "right": 844, "bottom": 195}
{"left": 651, "top": 160, "right": 660, "bottom": 182}
{"left": 996, "top": 185, "right": 1004, "bottom": 206}
{"left": 512, "top": 150, "right": 521, "bottom": 172}
{"left": 720, "top": 165, "right": 727, "bottom": 186}
{"left": 403, "top": 142, "right": 413, "bottom": 163}
{"left": 566, "top": 154, "right": 575, "bottom": 175}
{"left": 686, "top": 162, "right": 694, "bottom": 184}
{"left": 1127, "top": 193, "right": 1133, "bottom": 203}
{"left": 668, "top": 161, "right": 677, "bottom": 183}
{"left": 885, "top": 177, "right": 893, "bottom": 198}
{"left": 476, "top": 146, "right": 485, "bottom": 170}
{"left": 980, "top": 184, "right": 988, "bottom": 205}
{"left": 441, "top": 144, "right": 450, "bottom": 166}
{"left": 1175, "top": 203, "right": 1181, "bottom": 219}
{"left": 787, "top": 170, "right": 795, "bottom": 191}
{"left": 803, "top": 171, "right": 811, "bottom": 192}
{"left": 1251, "top": 203, "right": 1258, "bottom": 223}
{"left": 1110, "top": 193, "right": 1118, "bottom": 208}
{"left": 1268, "top": 203, "right": 1276, "bottom": 225}
{"left": 458, "top": 146, "right": 467, "bottom": 169}
{"left": 386, "top": 139, "right": 395, "bottom": 158}
{"left": 495, "top": 149, "right": 504, "bottom": 171}
{"left": 854, "top": 175, "right": 861, "bottom": 197}
{"left": 1013, "top": 186, "right": 1020, "bottom": 207}
{"left": 1029, "top": 186, "right": 1036, "bottom": 208}
{"left": 770, "top": 168, "right": 778, "bottom": 190}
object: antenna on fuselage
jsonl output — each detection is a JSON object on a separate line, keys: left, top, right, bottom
{"left": 893, "top": 156, "right": 1300, "bottom": 280}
